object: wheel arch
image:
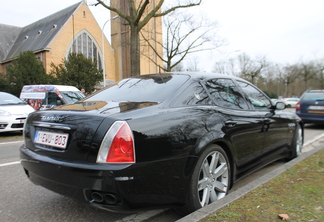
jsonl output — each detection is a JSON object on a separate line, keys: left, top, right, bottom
{"left": 212, "top": 140, "right": 235, "bottom": 189}
{"left": 287, "top": 120, "right": 304, "bottom": 160}
{"left": 184, "top": 132, "right": 236, "bottom": 189}
{"left": 299, "top": 121, "right": 304, "bottom": 145}
{"left": 178, "top": 139, "right": 235, "bottom": 214}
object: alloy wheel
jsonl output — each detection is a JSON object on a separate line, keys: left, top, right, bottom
{"left": 197, "top": 151, "right": 229, "bottom": 207}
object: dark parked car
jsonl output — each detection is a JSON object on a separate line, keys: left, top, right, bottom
{"left": 296, "top": 89, "right": 324, "bottom": 123}
{"left": 20, "top": 72, "right": 303, "bottom": 214}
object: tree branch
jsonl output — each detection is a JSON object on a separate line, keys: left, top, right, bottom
{"left": 96, "top": 0, "right": 131, "bottom": 22}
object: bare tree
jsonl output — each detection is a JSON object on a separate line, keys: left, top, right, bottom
{"left": 186, "top": 56, "right": 200, "bottom": 71}
{"left": 268, "top": 64, "right": 286, "bottom": 97}
{"left": 316, "top": 61, "right": 324, "bottom": 89}
{"left": 95, "top": 0, "right": 202, "bottom": 76}
{"left": 213, "top": 51, "right": 324, "bottom": 98}
{"left": 213, "top": 57, "right": 236, "bottom": 75}
{"left": 281, "top": 64, "right": 300, "bottom": 97}
{"left": 264, "top": 61, "right": 324, "bottom": 98}
{"left": 237, "top": 53, "right": 268, "bottom": 84}
{"left": 140, "top": 10, "right": 223, "bottom": 72}
{"left": 171, "top": 61, "right": 184, "bottom": 71}
{"left": 212, "top": 60, "right": 226, "bottom": 74}
{"left": 299, "top": 61, "right": 318, "bottom": 91}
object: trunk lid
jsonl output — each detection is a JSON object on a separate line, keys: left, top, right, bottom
{"left": 23, "top": 101, "right": 158, "bottom": 162}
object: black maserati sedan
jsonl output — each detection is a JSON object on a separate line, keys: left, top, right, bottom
{"left": 20, "top": 72, "right": 303, "bottom": 214}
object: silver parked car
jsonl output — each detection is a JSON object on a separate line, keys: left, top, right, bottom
{"left": 0, "top": 92, "right": 35, "bottom": 133}
{"left": 282, "top": 98, "right": 299, "bottom": 108}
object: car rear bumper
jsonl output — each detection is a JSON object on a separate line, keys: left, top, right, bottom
{"left": 20, "top": 145, "right": 133, "bottom": 211}
{"left": 20, "top": 145, "right": 188, "bottom": 212}
{"left": 296, "top": 112, "right": 324, "bottom": 123}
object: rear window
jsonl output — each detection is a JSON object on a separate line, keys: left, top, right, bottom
{"left": 303, "top": 92, "right": 324, "bottom": 101}
{"left": 85, "top": 74, "right": 189, "bottom": 103}
{"left": 60, "top": 91, "right": 85, "bottom": 104}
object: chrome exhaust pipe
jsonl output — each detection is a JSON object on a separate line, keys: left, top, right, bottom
{"left": 91, "top": 192, "right": 104, "bottom": 203}
{"left": 104, "top": 194, "right": 117, "bottom": 204}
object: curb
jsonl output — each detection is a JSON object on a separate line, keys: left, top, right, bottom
{"left": 176, "top": 135, "right": 324, "bottom": 222}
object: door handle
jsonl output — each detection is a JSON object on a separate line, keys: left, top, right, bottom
{"left": 225, "top": 120, "right": 237, "bottom": 127}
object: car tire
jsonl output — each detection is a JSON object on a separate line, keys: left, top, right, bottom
{"left": 177, "top": 144, "right": 231, "bottom": 215}
{"left": 288, "top": 124, "right": 303, "bottom": 160}
{"left": 286, "top": 104, "right": 291, "bottom": 108}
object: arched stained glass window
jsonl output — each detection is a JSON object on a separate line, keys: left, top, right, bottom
{"left": 68, "top": 30, "right": 102, "bottom": 71}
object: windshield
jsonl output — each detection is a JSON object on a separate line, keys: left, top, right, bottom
{"left": 0, "top": 92, "right": 26, "bottom": 105}
{"left": 85, "top": 74, "right": 190, "bottom": 103}
{"left": 61, "top": 91, "right": 86, "bottom": 104}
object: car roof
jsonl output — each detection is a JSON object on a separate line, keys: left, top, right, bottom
{"left": 307, "top": 90, "right": 324, "bottom": 93}
{"left": 21, "top": 85, "right": 80, "bottom": 92}
{"left": 0, "top": 91, "right": 18, "bottom": 97}
{"left": 146, "top": 72, "right": 246, "bottom": 82}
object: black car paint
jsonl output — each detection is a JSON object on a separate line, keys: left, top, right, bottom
{"left": 20, "top": 72, "right": 302, "bottom": 212}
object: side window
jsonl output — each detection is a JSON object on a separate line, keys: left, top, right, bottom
{"left": 236, "top": 80, "right": 271, "bottom": 110}
{"left": 175, "top": 81, "right": 213, "bottom": 106}
{"left": 205, "top": 79, "right": 249, "bottom": 109}
{"left": 48, "top": 92, "right": 62, "bottom": 105}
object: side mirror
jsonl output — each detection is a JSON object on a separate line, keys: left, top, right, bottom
{"left": 56, "top": 100, "right": 62, "bottom": 106}
{"left": 275, "top": 101, "right": 285, "bottom": 110}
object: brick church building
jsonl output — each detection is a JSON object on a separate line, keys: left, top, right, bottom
{"left": 0, "top": 0, "right": 163, "bottom": 87}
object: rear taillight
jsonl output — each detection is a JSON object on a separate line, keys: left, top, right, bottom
{"left": 296, "top": 101, "right": 300, "bottom": 110}
{"left": 97, "top": 121, "right": 135, "bottom": 164}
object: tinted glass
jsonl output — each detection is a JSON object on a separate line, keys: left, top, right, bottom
{"left": 61, "top": 91, "right": 85, "bottom": 104}
{"left": 48, "top": 92, "right": 61, "bottom": 105}
{"left": 175, "top": 80, "right": 212, "bottom": 106}
{"left": 237, "top": 80, "right": 271, "bottom": 109}
{"left": 86, "top": 74, "right": 189, "bottom": 103}
{"left": 205, "top": 79, "right": 249, "bottom": 109}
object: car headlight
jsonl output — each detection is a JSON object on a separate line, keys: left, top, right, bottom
{"left": 0, "top": 109, "right": 11, "bottom": 116}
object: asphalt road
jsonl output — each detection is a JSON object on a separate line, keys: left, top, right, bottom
{"left": 0, "top": 121, "right": 323, "bottom": 222}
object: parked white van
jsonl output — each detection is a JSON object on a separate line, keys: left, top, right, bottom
{"left": 20, "top": 85, "right": 85, "bottom": 110}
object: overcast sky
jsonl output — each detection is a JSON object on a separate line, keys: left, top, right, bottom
{"left": 1, "top": 0, "right": 324, "bottom": 69}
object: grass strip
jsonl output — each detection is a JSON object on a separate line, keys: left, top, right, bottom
{"left": 203, "top": 148, "right": 324, "bottom": 221}
{"left": 0, "top": 133, "right": 23, "bottom": 142}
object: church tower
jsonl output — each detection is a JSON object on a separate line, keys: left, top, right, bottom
{"left": 110, "top": 0, "right": 163, "bottom": 80}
